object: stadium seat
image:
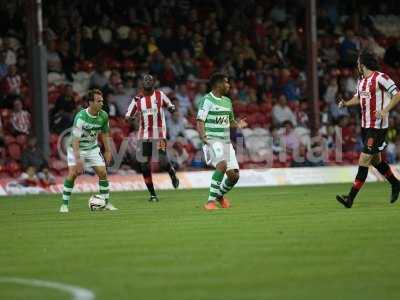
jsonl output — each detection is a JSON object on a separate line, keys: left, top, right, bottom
{"left": 7, "top": 143, "right": 22, "bottom": 161}
{"left": 6, "top": 160, "right": 21, "bottom": 177}
{"left": 16, "top": 134, "right": 28, "bottom": 148}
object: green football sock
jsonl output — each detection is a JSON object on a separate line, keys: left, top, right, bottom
{"left": 99, "top": 179, "right": 110, "bottom": 204}
{"left": 217, "top": 177, "right": 236, "bottom": 198}
{"left": 208, "top": 170, "right": 224, "bottom": 202}
{"left": 62, "top": 179, "right": 75, "bottom": 205}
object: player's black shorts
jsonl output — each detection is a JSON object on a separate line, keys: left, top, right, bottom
{"left": 137, "top": 139, "right": 167, "bottom": 158}
{"left": 361, "top": 128, "right": 388, "bottom": 155}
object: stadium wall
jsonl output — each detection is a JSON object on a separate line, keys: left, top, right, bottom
{"left": 0, "top": 165, "right": 398, "bottom": 196}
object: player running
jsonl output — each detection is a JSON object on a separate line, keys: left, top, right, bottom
{"left": 125, "top": 74, "right": 179, "bottom": 202}
{"left": 60, "top": 89, "right": 118, "bottom": 213}
{"left": 197, "top": 73, "right": 247, "bottom": 210}
{"left": 336, "top": 50, "right": 400, "bottom": 208}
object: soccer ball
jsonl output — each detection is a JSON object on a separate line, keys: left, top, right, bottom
{"left": 88, "top": 194, "right": 106, "bottom": 211}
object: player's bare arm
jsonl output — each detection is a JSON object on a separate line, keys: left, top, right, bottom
{"left": 379, "top": 92, "right": 400, "bottom": 118}
{"left": 100, "top": 132, "right": 112, "bottom": 165}
{"left": 197, "top": 119, "right": 208, "bottom": 144}
{"left": 338, "top": 95, "right": 360, "bottom": 108}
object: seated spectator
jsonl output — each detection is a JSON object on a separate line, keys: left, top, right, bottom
{"left": 384, "top": 40, "right": 400, "bottom": 68}
{"left": 339, "top": 30, "right": 359, "bottom": 67}
{"left": 50, "top": 84, "right": 76, "bottom": 133}
{"left": 167, "top": 111, "right": 187, "bottom": 141}
{"left": 272, "top": 94, "right": 297, "bottom": 126}
{"left": 37, "top": 168, "right": 56, "bottom": 187}
{"left": 46, "top": 39, "right": 62, "bottom": 73}
{"left": 193, "top": 83, "right": 207, "bottom": 109}
{"left": 110, "top": 80, "right": 132, "bottom": 116}
{"left": 280, "top": 120, "right": 300, "bottom": 154}
{"left": 20, "top": 136, "right": 49, "bottom": 172}
{"left": 0, "top": 50, "right": 8, "bottom": 79}
{"left": 2, "top": 64, "right": 21, "bottom": 108}
{"left": 11, "top": 98, "right": 31, "bottom": 135}
{"left": 170, "top": 140, "right": 190, "bottom": 170}
{"left": 89, "top": 63, "right": 109, "bottom": 89}
{"left": 18, "top": 165, "right": 40, "bottom": 187}
{"left": 175, "top": 83, "right": 193, "bottom": 117}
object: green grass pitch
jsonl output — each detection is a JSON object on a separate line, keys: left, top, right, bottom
{"left": 1, "top": 182, "right": 400, "bottom": 300}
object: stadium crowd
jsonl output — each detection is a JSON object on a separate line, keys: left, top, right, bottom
{"left": 1, "top": 0, "right": 400, "bottom": 181}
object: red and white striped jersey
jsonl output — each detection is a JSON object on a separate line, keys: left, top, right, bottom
{"left": 355, "top": 71, "right": 399, "bottom": 129}
{"left": 125, "top": 90, "right": 173, "bottom": 139}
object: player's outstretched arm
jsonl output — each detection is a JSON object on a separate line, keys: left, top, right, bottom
{"left": 379, "top": 92, "right": 400, "bottom": 118}
{"left": 197, "top": 120, "right": 208, "bottom": 144}
{"left": 338, "top": 96, "right": 359, "bottom": 108}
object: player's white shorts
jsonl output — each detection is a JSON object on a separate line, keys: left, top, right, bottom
{"left": 202, "top": 141, "right": 239, "bottom": 170}
{"left": 67, "top": 147, "right": 105, "bottom": 167}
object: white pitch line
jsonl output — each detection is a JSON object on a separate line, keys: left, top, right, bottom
{"left": 0, "top": 277, "right": 95, "bottom": 300}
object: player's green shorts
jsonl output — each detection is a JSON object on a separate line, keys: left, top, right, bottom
{"left": 202, "top": 141, "right": 239, "bottom": 170}
{"left": 67, "top": 146, "right": 105, "bottom": 167}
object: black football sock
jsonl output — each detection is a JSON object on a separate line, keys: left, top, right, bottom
{"left": 140, "top": 162, "right": 156, "bottom": 197}
{"left": 159, "top": 151, "right": 176, "bottom": 178}
{"left": 374, "top": 161, "right": 399, "bottom": 185}
{"left": 348, "top": 166, "right": 369, "bottom": 200}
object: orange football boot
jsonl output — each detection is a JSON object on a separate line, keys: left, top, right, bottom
{"left": 217, "top": 196, "right": 231, "bottom": 208}
{"left": 204, "top": 201, "right": 219, "bottom": 210}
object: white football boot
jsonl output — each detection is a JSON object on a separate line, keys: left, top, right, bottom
{"left": 104, "top": 202, "right": 118, "bottom": 211}
{"left": 59, "top": 204, "right": 69, "bottom": 213}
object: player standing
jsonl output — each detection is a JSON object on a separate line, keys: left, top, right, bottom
{"left": 197, "top": 73, "right": 247, "bottom": 210}
{"left": 336, "top": 50, "right": 400, "bottom": 208}
{"left": 60, "top": 89, "right": 118, "bottom": 213}
{"left": 125, "top": 74, "right": 179, "bottom": 202}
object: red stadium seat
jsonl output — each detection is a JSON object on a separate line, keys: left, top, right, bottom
{"left": 16, "top": 134, "right": 28, "bottom": 148}
{"left": 7, "top": 143, "right": 22, "bottom": 161}
{"left": 6, "top": 160, "right": 21, "bottom": 177}
{"left": 4, "top": 134, "right": 16, "bottom": 144}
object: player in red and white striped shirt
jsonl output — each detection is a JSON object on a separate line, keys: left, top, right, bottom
{"left": 125, "top": 74, "right": 179, "bottom": 201}
{"left": 337, "top": 50, "right": 400, "bottom": 208}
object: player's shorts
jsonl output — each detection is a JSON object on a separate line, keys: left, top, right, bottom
{"left": 67, "top": 146, "right": 105, "bottom": 167}
{"left": 136, "top": 139, "right": 167, "bottom": 159}
{"left": 202, "top": 141, "right": 239, "bottom": 170}
{"left": 361, "top": 128, "right": 388, "bottom": 155}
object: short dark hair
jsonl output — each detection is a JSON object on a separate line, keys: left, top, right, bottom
{"left": 209, "top": 73, "right": 228, "bottom": 88}
{"left": 359, "top": 50, "right": 380, "bottom": 71}
{"left": 87, "top": 89, "right": 103, "bottom": 102}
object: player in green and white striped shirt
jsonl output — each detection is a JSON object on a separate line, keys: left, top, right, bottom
{"left": 59, "top": 89, "right": 118, "bottom": 213}
{"left": 197, "top": 73, "right": 247, "bottom": 210}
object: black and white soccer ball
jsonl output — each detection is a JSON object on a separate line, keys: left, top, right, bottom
{"left": 88, "top": 194, "right": 106, "bottom": 211}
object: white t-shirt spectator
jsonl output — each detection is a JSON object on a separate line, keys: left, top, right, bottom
{"left": 272, "top": 104, "right": 297, "bottom": 126}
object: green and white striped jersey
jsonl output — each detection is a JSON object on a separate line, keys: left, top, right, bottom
{"left": 197, "top": 92, "right": 234, "bottom": 143}
{"left": 71, "top": 108, "right": 110, "bottom": 150}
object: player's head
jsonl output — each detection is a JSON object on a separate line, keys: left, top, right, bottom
{"left": 357, "top": 50, "right": 379, "bottom": 76}
{"left": 87, "top": 89, "right": 104, "bottom": 112}
{"left": 142, "top": 74, "right": 154, "bottom": 93}
{"left": 209, "top": 73, "right": 230, "bottom": 95}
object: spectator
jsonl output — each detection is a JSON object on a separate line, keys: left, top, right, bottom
{"left": 175, "top": 83, "right": 193, "bottom": 117}
{"left": 11, "top": 98, "right": 31, "bottom": 135}
{"left": 0, "top": 50, "right": 8, "bottom": 79}
{"left": 339, "top": 30, "right": 359, "bottom": 67}
{"left": 111, "top": 80, "right": 132, "bottom": 116}
{"left": 20, "top": 136, "right": 49, "bottom": 171}
{"left": 50, "top": 84, "right": 76, "bottom": 133}
{"left": 280, "top": 120, "right": 300, "bottom": 154}
{"left": 18, "top": 165, "right": 40, "bottom": 187}
{"left": 272, "top": 94, "right": 297, "bottom": 126}
{"left": 2, "top": 64, "right": 21, "bottom": 108}
{"left": 90, "top": 63, "right": 109, "bottom": 89}
{"left": 167, "top": 111, "right": 187, "bottom": 141}
{"left": 2, "top": 37, "right": 16, "bottom": 66}
{"left": 384, "top": 40, "right": 400, "bottom": 68}
{"left": 46, "top": 39, "right": 62, "bottom": 72}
